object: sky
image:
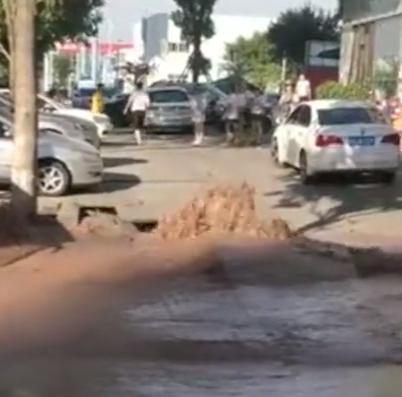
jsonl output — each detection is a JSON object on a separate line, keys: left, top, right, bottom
{"left": 99, "top": 0, "right": 338, "bottom": 41}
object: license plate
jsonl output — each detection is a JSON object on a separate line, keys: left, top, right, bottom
{"left": 348, "top": 136, "right": 375, "bottom": 147}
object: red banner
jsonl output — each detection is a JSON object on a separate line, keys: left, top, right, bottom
{"left": 56, "top": 40, "right": 133, "bottom": 55}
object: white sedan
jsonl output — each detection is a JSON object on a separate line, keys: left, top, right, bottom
{"left": 37, "top": 94, "right": 113, "bottom": 139}
{"left": 271, "top": 100, "right": 400, "bottom": 184}
{"left": 0, "top": 90, "right": 112, "bottom": 140}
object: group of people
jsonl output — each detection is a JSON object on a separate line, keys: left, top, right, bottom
{"left": 121, "top": 82, "right": 267, "bottom": 147}
{"left": 278, "top": 74, "right": 312, "bottom": 121}
{"left": 93, "top": 74, "right": 312, "bottom": 147}
{"left": 222, "top": 87, "right": 268, "bottom": 144}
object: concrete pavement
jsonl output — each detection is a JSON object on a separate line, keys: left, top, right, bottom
{"left": 39, "top": 132, "right": 402, "bottom": 248}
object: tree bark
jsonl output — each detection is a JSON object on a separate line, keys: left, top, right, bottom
{"left": 3, "top": 0, "right": 17, "bottom": 94}
{"left": 192, "top": 37, "right": 202, "bottom": 83}
{"left": 11, "top": 0, "right": 37, "bottom": 220}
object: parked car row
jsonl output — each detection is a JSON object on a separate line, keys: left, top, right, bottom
{"left": 0, "top": 109, "right": 102, "bottom": 196}
{"left": 0, "top": 89, "right": 112, "bottom": 196}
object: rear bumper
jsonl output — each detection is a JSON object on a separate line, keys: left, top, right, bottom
{"left": 309, "top": 147, "right": 400, "bottom": 173}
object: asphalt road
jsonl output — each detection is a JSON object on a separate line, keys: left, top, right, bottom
{"left": 3, "top": 132, "right": 402, "bottom": 396}
{"left": 2, "top": 264, "right": 402, "bottom": 396}
{"left": 40, "top": 131, "right": 402, "bottom": 248}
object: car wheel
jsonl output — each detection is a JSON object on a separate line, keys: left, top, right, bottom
{"left": 38, "top": 160, "right": 70, "bottom": 197}
{"left": 271, "top": 138, "right": 286, "bottom": 168}
{"left": 380, "top": 171, "right": 396, "bottom": 185}
{"left": 299, "top": 151, "right": 315, "bottom": 185}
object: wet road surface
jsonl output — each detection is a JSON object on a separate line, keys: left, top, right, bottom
{"left": 2, "top": 268, "right": 402, "bottom": 396}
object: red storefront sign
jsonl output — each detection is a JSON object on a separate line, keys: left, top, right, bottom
{"left": 56, "top": 40, "right": 133, "bottom": 55}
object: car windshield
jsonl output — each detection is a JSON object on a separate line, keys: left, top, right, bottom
{"left": 76, "top": 88, "right": 96, "bottom": 97}
{"left": 318, "top": 107, "right": 387, "bottom": 125}
{"left": 149, "top": 90, "right": 189, "bottom": 103}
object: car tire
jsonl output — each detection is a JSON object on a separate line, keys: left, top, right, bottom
{"left": 380, "top": 171, "right": 396, "bottom": 185}
{"left": 271, "top": 138, "right": 286, "bottom": 168}
{"left": 38, "top": 160, "right": 70, "bottom": 197}
{"left": 299, "top": 151, "right": 315, "bottom": 185}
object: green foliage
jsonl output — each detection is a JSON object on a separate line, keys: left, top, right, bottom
{"left": 268, "top": 5, "right": 339, "bottom": 67}
{"left": 224, "top": 32, "right": 281, "bottom": 89}
{"left": 0, "top": 0, "right": 104, "bottom": 57}
{"left": 316, "top": 81, "right": 370, "bottom": 100}
{"left": 373, "top": 61, "right": 399, "bottom": 97}
{"left": 171, "top": 0, "right": 217, "bottom": 82}
{"left": 53, "top": 53, "right": 73, "bottom": 87}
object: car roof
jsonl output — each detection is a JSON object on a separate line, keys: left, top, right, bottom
{"left": 305, "top": 100, "right": 373, "bottom": 110}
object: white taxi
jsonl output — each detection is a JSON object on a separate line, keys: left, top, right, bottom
{"left": 272, "top": 100, "right": 400, "bottom": 184}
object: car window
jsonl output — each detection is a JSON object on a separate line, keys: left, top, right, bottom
{"left": 149, "top": 90, "right": 189, "bottom": 103}
{"left": 287, "top": 107, "right": 302, "bottom": 125}
{"left": 298, "top": 105, "right": 311, "bottom": 127}
{"left": 318, "top": 107, "right": 387, "bottom": 125}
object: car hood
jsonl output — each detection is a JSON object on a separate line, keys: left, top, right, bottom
{"left": 56, "top": 108, "right": 109, "bottom": 122}
{"left": 39, "top": 130, "right": 98, "bottom": 155}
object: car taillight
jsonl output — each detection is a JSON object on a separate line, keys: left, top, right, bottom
{"left": 382, "top": 133, "right": 400, "bottom": 146}
{"left": 316, "top": 134, "right": 343, "bottom": 147}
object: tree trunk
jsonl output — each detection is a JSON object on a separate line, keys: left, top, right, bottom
{"left": 11, "top": 0, "right": 37, "bottom": 220}
{"left": 192, "top": 47, "right": 201, "bottom": 83}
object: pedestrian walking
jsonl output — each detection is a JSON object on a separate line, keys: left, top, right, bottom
{"left": 295, "top": 73, "right": 312, "bottom": 103}
{"left": 124, "top": 81, "right": 150, "bottom": 145}
{"left": 223, "top": 92, "right": 241, "bottom": 143}
{"left": 191, "top": 95, "right": 207, "bottom": 146}
{"left": 91, "top": 83, "right": 105, "bottom": 114}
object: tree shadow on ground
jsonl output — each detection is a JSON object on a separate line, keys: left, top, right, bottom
{"left": 103, "top": 157, "right": 148, "bottom": 169}
{"left": 268, "top": 171, "right": 402, "bottom": 233}
{"left": 0, "top": 186, "right": 74, "bottom": 267}
{"left": 98, "top": 172, "right": 142, "bottom": 193}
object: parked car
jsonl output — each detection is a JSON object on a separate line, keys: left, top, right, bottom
{"left": 0, "top": 94, "right": 100, "bottom": 148}
{"left": 0, "top": 113, "right": 103, "bottom": 196}
{"left": 104, "top": 93, "right": 130, "bottom": 128}
{"left": 145, "top": 86, "right": 194, "bottom": 133}
{"left": 271, "top": 100, "right": 400, "bottom": 184}
{"left": 38, "top": 93, "right": 113, "bottom": 139}
{"left": 0, "top": 90, "right": 112, "bottom": 140}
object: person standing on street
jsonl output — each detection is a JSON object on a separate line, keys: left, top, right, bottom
{"left": 124, "top": 81, "right": 150, "bottom": 145}
{"left": 295, "top": 73, "right": 312, "bottom": 103}
{"left": 91, "top": 83, "right": 105, "bottom": 114}
{"left": 223, "top": 91, "right": 241, "bottom": 143}
{"left": 279, "top": 81, "right": 294, "bottom": 122}
{"left": 191, "top": 94, "right": 207, "bottom": 146}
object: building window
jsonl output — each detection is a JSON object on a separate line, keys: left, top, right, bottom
{"left": 168, "top": 42, "right": 189, "bottom": 53}
{"left": 168, "top": 42, "right": 178, "bottom": 52}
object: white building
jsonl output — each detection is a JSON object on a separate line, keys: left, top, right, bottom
{"left": 134, "top": 13, "right": 272, "bottom": 84}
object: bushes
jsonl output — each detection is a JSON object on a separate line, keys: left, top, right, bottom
{"left": 316, "top": 81, "right": 370, "bottom": 100}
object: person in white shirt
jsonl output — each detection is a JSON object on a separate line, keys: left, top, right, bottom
{"left": 191, "top": 94, "right": 207, "bottom": 146}
{"left": 124, "top": 81, "right": 150, "bottom": 145}
{"left": 223, "top": 92, "right": 242, "bottom": 143}
{"left": 295, "top": 74, "right": 312, "bottom": 103}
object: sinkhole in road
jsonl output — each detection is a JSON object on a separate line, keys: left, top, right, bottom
{"left": 78, "top": 206, "right": 159, "bottom": 233}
